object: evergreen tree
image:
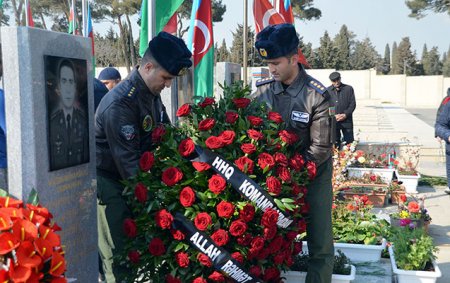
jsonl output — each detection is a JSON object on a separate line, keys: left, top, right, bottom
{"left": 316, "top": 31, "right": 337, "bottom": 69}
{"left": 405, "top": 0, "right": 450, "bottom": 19}
{"left": 380, "top": 44, "right": 391, "bottom": 74}
{"left": 230, "top": 24, "right": 261, "bottom": 67}
{"left": 350, "top": 38, "right": 380, "bottom": 70}
{"left": 391, "top": 41, "right": 399, "bottom": 74}
{"left": 424, "top": 46, "right": 442, "bottom": 75}
{"left": 443, "top": 49, "right": 450, "bottom": 77}
{"left": 302, "top": 43, "right": 314, "bottom": 67}
{"left": 421, "top": 44, "right": 430, "bottom": 74}
{"left": 393, "top": 37, "right": 417, "bottom": 75}
{"left": 333, "top": 25, "right": 354, "bottom": 70}
{"left": 216, "top": 39, "right": 231, "bottom": 63}
{"left": 291, "top": 0, "right": 322, "bottom": 20}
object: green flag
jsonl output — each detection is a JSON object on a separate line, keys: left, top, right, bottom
{"left": 139, "top": 0, "right": 184, "bottom": 57}
{"left": 0, "top": 0, "right": 3, "bottom": 9}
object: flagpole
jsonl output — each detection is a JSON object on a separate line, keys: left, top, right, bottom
{"left": 72, "top": 0, "right": 76, "bottom": 35}
{"left": 243, "top": 0, "right": 248, "bottom": 86}
{"left": 24, "top": 0, "right": 29, "bottom": 26}
{"left": 82, "top": 0, "right": 86, "bottom": 36}
{"left": 149, "top": 0, "right": 156, "bottom": 38}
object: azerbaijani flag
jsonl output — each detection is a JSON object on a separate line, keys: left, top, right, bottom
{"left": 26, "top": 0, "right": 34, "bottom": 27}
{"left": 188, "top": 0, "right": 214, "bottom": 100}
{"left": 139, "top": 0, "right": 185, "bottom": 56}
{"left": 86, "top": 2, "right": 95, "bottom": 74}
{"left": 68, "top": 2, "right": 77, "bottom": 34}
{"left": 274, "top": 0, "right": 294, "bottom": 24}
{"left": 0, "top": 1, "right": 3, "bottom": 9}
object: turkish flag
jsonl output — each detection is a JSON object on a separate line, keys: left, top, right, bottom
{"left": 274, "top": 0, "right": 294, "bottom": 24}
{"left": 191, "top": 0, "right": 213, "bottom": 67}
{"left": 253, "top": 0, "right": 285, "bottom": 34}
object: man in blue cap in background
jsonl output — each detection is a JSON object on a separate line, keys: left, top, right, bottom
{"left": 98, "top": 67, "right": 122, "bottom": 91}
{"left": 253, "top": 23, "right": 334, "bottom": 283}
{"left": 95, "top": 31, "right": 192, "bottom": 282}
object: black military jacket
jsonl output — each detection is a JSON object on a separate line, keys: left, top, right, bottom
{"left": 253, "top": 67, "right": 333, "bottom": 166}
{"left": 95, "top": 68, "right": 170, "bottom": 180}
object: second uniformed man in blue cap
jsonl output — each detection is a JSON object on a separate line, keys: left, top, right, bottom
{"left": 253, "top": 23, "right": 334, "bottom": 283}
{"left": 95, "top": 31, "right": 192, "bottom": 282}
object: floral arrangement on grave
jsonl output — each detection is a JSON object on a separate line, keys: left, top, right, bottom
{"left": 0, "top": 191, "right": 67, "bottom": 282}
{"left": 120, "top": 84, "right": 316, "bottom": 283}
{"left": 346, "top": 172, "right": 388, "bottom": 185}
{"left": 290, "top": 249, "right": 352, "bottom": 275}
{"left": 332, "top": 142, "right": 357, "bottom": 191}
{"left": 332, "top": 195, "right": 389, "bottom": 245}
{"left": 390, "top": 196, "right": 431, "bottom": 227}
{"left": 349, "top": 149, "right": 399, "bottom": 169}
{"left": 396, "top": 138, "right": 420, "bottom": 176}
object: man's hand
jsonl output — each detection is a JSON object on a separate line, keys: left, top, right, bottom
{"left": 335, "top": 113, "right": 347, "bottom": 122}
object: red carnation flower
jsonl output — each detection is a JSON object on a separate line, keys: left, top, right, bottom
{"left": 155, "top": 209, "right": 173, "bottom": 229}
{"left": 239, "top": 204, "right": 255, "bottom": 222}
{"left": 216, "top": 201, "right": 234, "bottom": 218}
{"left": 266, "top": 176, "right": 282, "bottom": 196}
{"left": 170, "top": 229, "right": 185, "bottom": 241}
{"left": 134, "top": 183, "right": 148, "bottom": 203}
{"left": 225, "top": 111, "right": 239, "bottom": 124}
{"left": 208, "top": 271, "right": 225, "bottom": 282}
{"left": 198, "top": 118, "right": 216, "bottom": 131}
{"left": 175, "top": 252, "right": 190, "bottom": 268}
{"left": 148, "top": 238, "right": 165, "bottom": 256}
{"left": 123, "top": 218, "right": 137, "bottom": 238}
{"left": 234, "top": 156, "right": 254, "bottom": 174}
{"left": 276, "top": 166, "right": 292, "bottom": 183}
{"left": 194, "top": 212, "right": 212, "bottom": 231}
{"left": 176, "top": 103, "right": 191, "bottom": 117}
{"left": 152, "top": 124, "right": 166, "bottom": 143}
{"left": 161, "top": 167, "right": 183, "bottom": 186}
{"left": 289, "top": 153, "right": 305, "bottom": 172}
{"left": 205, "top": 136, "right": 224, "bottom": 149}
{"left": 247, "top": 115, "right": 263, "bottom": 127}
{"left": 306, "top": 160, "right": 317, "bottom": 180}
{"left": 229, "top": 220, "right": 247, "bottom": 237}
{"left": 268, "top": 111, "right": 283, "bottom": 124}
{"left": 166, "top": 275, "right": 182, "bottom": 283}
{"left": 197, "top": 253, "right": 212, "bottom": 267}
{"left": 258, "top": 153, "right": 275, "bottom": 170}
{"left": 178, "top": 138, "right": 195, "bottom": 157}
{"left": 192, "top": 278, "right": 207, "bottom": 283}
{"left": 192, "top": 161, "right": 211, "bottom": 172}
{"left": 218, "top": 130, "right": 235, "bottom": 146}
{"left": 180, "top": 186, "right": 195, "bottom": 207}
{"left": 240, "top": 143, "right": 256, "bottom": 154}
{"left": 233, "top": 98, "right": 251, "bottom": 108}
{"left": 139, "top": 151, "right": 155, "bottom": 172}
{"left": 198, "top": 97, "right": 215, "bottom": 108}
{"left": 211, "top": 229, "right": 229, "bottom": 246}
{"left": 261, "top": 208, "right": 279, "bottom": 228}
{"left": 231, "top": 252, "right": 245, "bottom": 264}
{"left": 208, "top": 174, "right": 227, "bottom": 194}
{"left": 274, "top": 152, "right": 288, "bottom": 167}
{"left": 128, "top": 250, "right": 140, "bottom": 263}
{"left": 247, "top": 129, "right": 264, "bottom": 141}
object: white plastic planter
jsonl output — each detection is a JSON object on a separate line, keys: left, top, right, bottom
{"left": 282, "top": 265, "right": 356, "bottom": 283}
{"left": 302, "top": 239, "right": 386, "bottom": 262}
{"left": 389, "top": 246, "right": 441, "bottom": 283}
{"left": 347, "top": 167, "right": 395, "bottom": 183}
{"left": 396, "top": 172, "right": 421, "bottom": 194}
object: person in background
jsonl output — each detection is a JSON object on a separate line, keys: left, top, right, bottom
{"left": 327, "top": 71, "right": 356, "bottom": 148}
{"left": 0, "top": 44, "right": 7, "bottom": 190}
{"left": 98, "top": 67, "right": 122, "bottom": 91}
{"left": 435, "top": 87, "right": 450, "bottom": 195}
{"left": 94, "top": 78, "right": 109, "bottom": 111}
{"left": 253, "top": 23, "right": 334, "bottom": 283}
{"left": 95, "top": 31, "right": 192, "bottom": 282}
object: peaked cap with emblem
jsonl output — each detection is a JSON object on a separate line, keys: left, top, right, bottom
{"left": 148, "top": 31, "right": 193, "bottom": 76}
{"left": 255, "top": 23, "right": 299, "bottom": 60}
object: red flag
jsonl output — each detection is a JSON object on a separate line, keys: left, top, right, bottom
{"left": 274, "top": 0, "right": 294, "bottom": 24}
{"left": 162, "top": 13, "right": 178, "bottom": 35}
{"left": 27, "top": 1, "right": 34, "bottom": 27}
{"left": 253, "top": 0, "right": 284, "bottom": 34}
{"left": 189, "top": 0, "right": 213, "bottom": 67}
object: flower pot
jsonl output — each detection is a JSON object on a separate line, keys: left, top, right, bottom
{"left": 388, "top": 246, "right": 441, "bottom": 283}
{"left": 282, "top": 264, "right": 356, "bottom": 283}
{"left": 347, "top": 167, "right": 395, "bottom": 183}
{"left": 390, "top": 215, "right": 424, "bottom": 228}
{"left": 397, "top": 172, "right": 421, "bottom": 194}
{"left": 391, "top": 189, "right": 406, "bottom": 204}
{"left": 341, "top": 188, "right": 387, "bottom": 207}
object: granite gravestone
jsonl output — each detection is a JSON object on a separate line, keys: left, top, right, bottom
{"left": 1, "top": 27, "right": 97, "bottom": 282}
{"left": 214, "top": 62, "right": 241, "bottom": 99}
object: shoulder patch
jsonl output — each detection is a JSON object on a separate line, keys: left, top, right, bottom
{"left": 307, "top": 77, "right": 327, "bottom": 95}
{"left": 256, "top": 77, "right": 275, "bottom": 87}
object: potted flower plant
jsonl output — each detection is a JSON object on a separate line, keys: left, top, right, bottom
{"left": 388, "top": 180, "right": 406, "bottom": 204}
{"left": 388, "top": 226, "right": 441, "bottom": 283}
{"left": 389, "top": 197, "right": 431, "bottom": 230}
{"left": 282, "top": 250, "right": 356, "bottom": 283}
{"left": 395, "top": 139, "right": 421, "bottom": 194}
{"left": 339, "top": 184, "right": 388, "bottom": 207}
{"left": 346, "top": 148, "right": 397, "bottom": 183}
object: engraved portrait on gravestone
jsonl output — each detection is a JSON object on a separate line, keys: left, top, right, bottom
{"left": 45, "top": 56, "right": 89, "bottom": 171}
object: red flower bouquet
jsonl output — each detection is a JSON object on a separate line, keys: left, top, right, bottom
{"left": 121, "top": 84, "right": 316, "bottom": 282}
{"left": 0, "top": 192, "right": 66, "bottom": 282}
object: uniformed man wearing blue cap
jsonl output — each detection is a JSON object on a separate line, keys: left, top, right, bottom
{"left": 253, "top": 23, "right": 334, "bottom": 283}
{"left": 95, "top": 31, "right": 192, "bottom": 282}
{"left": 98, "top": 67, "right": 122, "bottom": 91}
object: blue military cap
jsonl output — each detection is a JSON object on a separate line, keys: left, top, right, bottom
{"left": 255, "top": 23, "right": 299, "bottom": 59}
{"left": 148, "top": 31, "right": 192, "bottom": 76}
{"left": 98, "top": 67, "right": 122, "bottom": 81}
{"left": 329, "top": 71, "right": 341, "bottom": 81}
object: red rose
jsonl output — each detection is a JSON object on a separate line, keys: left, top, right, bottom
{"left": 198, "top": 97, "right": 215, "bottom": 108}
{"left": 263, "top": 225, "right": 277, "bottom": 240}
{"left": 249, "top": 265, "right": 262, "bottom": 277}
{"left": 258, "top": 153, "right": 275, "bottom": 170}
{"left": 233, "top": 98, "right": 251, "bottom": 108}
{"left": 123, "top": 218, "right": 137, "bottom": 238}
{"left": 225, "top": 111, "right": 239, "bottom": 124}
{"left": 250, "top": 236, "right": 265, "bottom": 252}
{"left": 155, "top": 209, "right": 173, "bottom": 229}
{"left": 211, "top": 229, "right": 229, "bottom": 246}
{"left": 229, "top": 220, "right": 247, "bottom": 237}
{"left": 276, "top": 166, "right": 292, "bottom": 183}
{"left": 297, "top": 218, "right": 307, "bottom": 233}
{"left": 247, "top": 115, "right": 263, "bottom": 126}
{"left": 216, "top": 201, "right": 235, "bottom": 218}
{"left": 293, "top": 241, "right": 303, "bottom": 254}
{"left": 231, "top": 252, "right": 245, "bottom": 264}
{"left": 171, "top": 229, "right": 185, "bottom": 240}
{"left": 306, "top": 161, "right": 317, "bottom": 180}
{"left": 161, "top": 167, "right": 183, "bottom": 186}
{"left": 148, "top": 238, "right": 165, "bottom": 256}
{"left": 263, "top": 267, "right": 280, "bottom": 281}
{"left": 274, "top": 152, "right": 288, "bottom": 167}
{"left": 234, "top": 156, "right": 254, "bottom": 174}
{"left": 239, "top": 204, "right": 255, "bottom": 222}
{"left": 218, "top": 130, "right": 235, "bottom": 145}
{"left": 268, "top": 111, "right": 283, "bottom": 124}
{"left": 369, "top": 174, "right": 377, "bottom": 182}
{"left": 300, "top": 202, "right": 310, "bottom": 214}
{"left": 266, "top": 176, "right": 281, "bottom": 196}
{"left": 178, "top": 138, "right": 195, "bottom": 157}
{"left": 128, "top": 250, "right": 140, "bottom": 263}
{"left": 261, "top": 208, "right": 279, "bottom": 227}
{"left": 286, "top": 231, "right": 298, "bottom": 241}
{"left": 175, "top": 252, "right": 190, "bottom": 268}
{"left": 268, "top": 235, "right": 283, "bottom": 253}
{"left": 134, "top": 183, "right": 148, "bottom": 203}
{"left": 192, "top": 161, "right": 211, "bottom": 172}
{"left": 208, "top": 271, "right": 225, "bottom": 282}
{"left": 247, "top": 129, "right": 264, "bottom": 141}
{"left": 289, "top": 153, "right": 305, "bottom": 172}
{"left": 192, "top": 278, "right": 207, "bottom": 283}
{"left": 256, "top": 248, "right": 271, "bottom": 260}
{"left": 176, "top": 103, "right": 191, "bottom": 117}
{"left": 180, "top": 186, "right": 196, "bottom": 207}
{"left": 279, "top": 130, "right": 299, "bottom": 145}
{"left": 292, "top": 183, "right": 307, "bottom": 196}
{"left": 208, "top": 174, "right": 227, "bottom": 194}
{"left": 273, "top": 252, "right": 285, "bottom": 264}
{"left": 166, "top": 275, "right": 182, "bottom": 283}
{"left": 152, "top": 124, "right": 166, "bottom": 143}
{"left": 399, "top": 194, "right": 407, "bottom": 203}
{"left": 240, "top": 143, "right": 256, "bottom": 154}
{"left": 205, "top": 136, "right": 224, "bottom": 149}
{"left": 197, "top": 253, "right": 212, "bottom": 267}
{"left": 139, "top": 151, "right": 155, "bottom": 172}
{"left": 198, "top": 118, "right": 216, "bottom": 131}
{"left": 237, "top": 233, "right": 253, "bottom": 246}
{"left": 194, "top": 212, "right": 212, "bottom": 231}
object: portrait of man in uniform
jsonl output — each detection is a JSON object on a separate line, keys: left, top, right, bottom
{"left": 45, "top": 56, "right": 89, "bottom": 171}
